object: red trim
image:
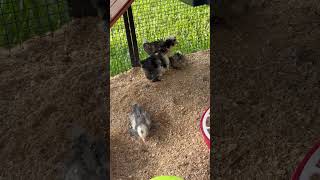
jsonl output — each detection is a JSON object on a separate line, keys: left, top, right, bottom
{"left": 200, "top": 107, "right": 210, "bottom": 150}
{"left": 110, "top": 0, "right": 135, "bottom": 28}
{"left": 291, "top": 140, "right": 320, "bottom": 180}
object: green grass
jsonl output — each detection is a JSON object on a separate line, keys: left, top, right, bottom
{"left": 110, "top": 0, "right": 210, "bottom": 76}
{"left": 1, "top": 0, "right": 209, "bottom": 77}
{"left": 0, "top": 0, "right": 69, "bottom": 48}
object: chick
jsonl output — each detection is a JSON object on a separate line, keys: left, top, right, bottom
{"left": 64, "top": 126, "right": 108, "bottom": 180}
{"left": 143, "top": 36, "right": 177, "bottom": 55}
{"left": 143, "top": 36, "right": 178, "bottom": 69}
{"left": 143, "top": 38, "right": 163, "bottom": 55}
{"left": 141, "top": 52, "right": 168, "bottom": 82}
{"left": 128, "top": 103, "right": 151, "bottom": 143}
{"left": 169, "top": 51, "right": 188, "bottom": 70}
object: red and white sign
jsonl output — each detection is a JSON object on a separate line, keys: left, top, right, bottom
{"left": 292, "top": 141, "right": 320, "bottom": 180}
{"left": 200, "top": 107, "right": 210, "bottom": 150}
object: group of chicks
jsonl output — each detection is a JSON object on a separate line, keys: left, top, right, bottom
{"left": 63, "top": 37, "right": 187, "bottom": 179}
{"left": 128, "top": 36, "right": 188, "bottom": 143}
{"left": 141, "top": 36, "right": 187, "bottom": 82}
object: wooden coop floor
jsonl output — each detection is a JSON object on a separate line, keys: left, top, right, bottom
{"left": 110, "top": 50, "right": 210, "bottom": 179}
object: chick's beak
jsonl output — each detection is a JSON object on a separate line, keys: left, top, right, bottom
{"left": 142, "top": 138, "right": 146, "bottom": 143}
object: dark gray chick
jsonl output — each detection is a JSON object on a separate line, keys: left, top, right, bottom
{"left": 141, "top": 52, "right": 168, "bottom": 82}
{"left": 143, "top": 39, "right": 163, "bottom": 55}
{"left": 169, "top": 51, "right": 188, "bottom": 69}
{"left": 128, "top": 103, "right": 152, "bottom": 143}
{"left": 142, "top": 36, "right": 178, "bottom": 71}
{"left": 64, "top": 127, "right": 108, "bottom": 180}
{"left": 143, "top": 36, "right": 177, "bottom": 56}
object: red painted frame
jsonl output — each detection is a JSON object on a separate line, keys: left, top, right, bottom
{"left": 291, "top": 141, "right": 320, "bottom": 180}
{"left": 200, "top": 107, "right": 210, "bottom": 150}
{"left": 110, "top": 0, "right": 135, "bottom": 28}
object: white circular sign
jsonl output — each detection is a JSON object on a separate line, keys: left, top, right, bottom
{"left": 202, "top": 108, "right": 210, "bottom": 140}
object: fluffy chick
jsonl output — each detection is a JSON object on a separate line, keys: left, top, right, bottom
{"left": 169, "top": 51, "right": 188, "bottom": 69}
{"left": 143, "top": 36, "right": 177, "bottom": 57}
{"left": 141, "top": 52, "right": 168, "bottom": 82}
{"left": 143, "top": 36, "right": 177, "bottom": 70}
{"left": 128, "top": 103, "right": 151, "bottom": 143}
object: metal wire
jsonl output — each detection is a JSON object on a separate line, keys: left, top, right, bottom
{"left": 110, "top": 0, "right": 210, "bottom": 76}
{"left": 0, "top": 0, "right": 70, "bottom": 48}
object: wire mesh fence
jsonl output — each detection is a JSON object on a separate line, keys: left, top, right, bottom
{"left": 110, "top": 0, "right": 210, "bottom": 77}
{"left": 0, "top": 0, "right": 70, "bottom": 48}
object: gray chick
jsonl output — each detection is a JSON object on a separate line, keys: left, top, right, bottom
{"left": 143, "top": 36, "right": 178, "bottom": 71}
{"left": 143, "top": 39, "right": 163, "bottom": 55}
{"left": 143, "top": 36, "right": 177, "bottom": 56}
{"left": 141, "top": 52, "right": 169, "bottom": 82}
{"left": 64, "top": 126, "right": 108, "bottom": 180}
{"left": 169, "top": 51, "right": 188, "bottom": 69}
{"left": 128, "top": 103, "right": 152, "bottom": 143}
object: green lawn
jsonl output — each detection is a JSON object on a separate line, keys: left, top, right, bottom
{"left": 1, "top": 0, "right": 209, "bottom": 77}
{"left": 0, "top": 0, "right": 69, "bottom": 48}
{"left": 110, "top": 0, "right": 210, "bottom": 76}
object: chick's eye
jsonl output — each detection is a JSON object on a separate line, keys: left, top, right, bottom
{"left": 141, "top": 130, "right": 144, "bottom": 134}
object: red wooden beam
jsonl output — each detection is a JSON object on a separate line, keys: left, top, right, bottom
{"left": 110, "top": 0, "right": 135, "bottom": 27}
